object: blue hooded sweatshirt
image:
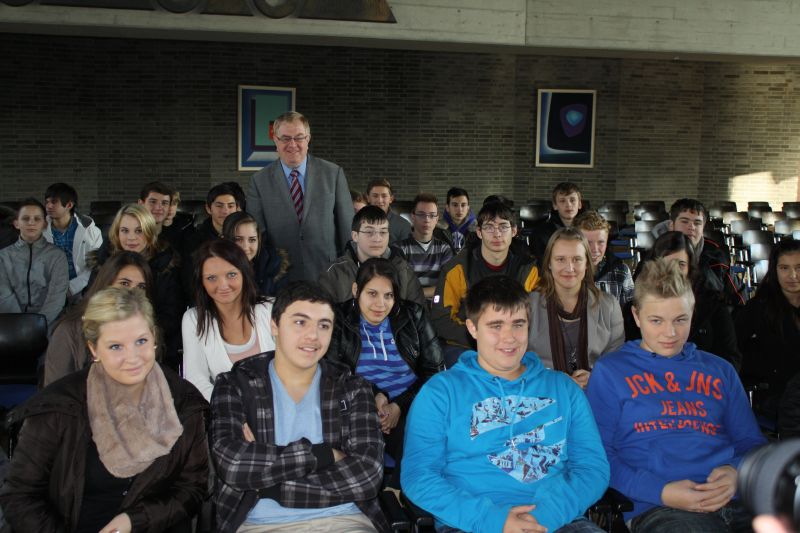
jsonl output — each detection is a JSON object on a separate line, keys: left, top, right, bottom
{"left": 585, "top": 340, "right": 767, "bottom": 520}
{"left": 401, "top": 351, "right": 609, "bottom": 533}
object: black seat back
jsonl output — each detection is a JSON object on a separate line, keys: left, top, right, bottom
{"left": 0, "top": 313, "right": 48, "bottom": 384}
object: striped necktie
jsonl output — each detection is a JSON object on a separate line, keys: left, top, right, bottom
{"left": 289, "top": 168, "right": 303, "bottom": 222}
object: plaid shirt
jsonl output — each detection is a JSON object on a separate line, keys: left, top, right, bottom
{"left": 210, "top": 352, "right": 389, "bottom": 533}
{"left": 50, "top": 217, "right": 78, "bottom": 279}
{"left": 595, "top": 254, "right": 634, "bottom": 307}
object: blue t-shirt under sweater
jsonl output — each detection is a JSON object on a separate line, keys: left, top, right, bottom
{"left": 357, "top": 317, "right": 416, "bottom": 400}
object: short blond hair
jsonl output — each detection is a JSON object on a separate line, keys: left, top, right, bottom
{"left": 633, "top": 258, "right": 695, "bottom": 309}
{"left": 108, "top": 204, "right": 160, "bottom": 256}
{"left": 82, "top": 287, "right": 156, "bottom": 348}
{"left": 573, "top": 210, "right": 611, "bottom": 233}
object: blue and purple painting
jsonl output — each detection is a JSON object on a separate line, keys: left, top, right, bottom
{"left": 536, "top": 89, "right": 596, "bottom": 167}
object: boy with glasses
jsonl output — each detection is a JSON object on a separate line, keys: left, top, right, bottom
{"left": 319, "top": 206, "right": 425, "bottom": 305}
{"left": 431, "top": 201, "right": 539, "bottom": 367}
{"left": 366, "top": 178, "right": 411, "bottom": 245}
{"left": 396, "top": 193, "right": 454, "bottom": 299}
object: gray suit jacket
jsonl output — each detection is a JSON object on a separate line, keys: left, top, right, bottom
{"left": 527, "top": 290, "right": 624, "bottom": 370}
{"left": 247, "top": 155, "right": 355, "bottom": 282}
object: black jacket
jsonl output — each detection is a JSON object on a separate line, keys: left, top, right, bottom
{"left": 528, "top": 212, "right": 565, "bottom": 263}
{"left": 149, "top": 245, "right": 184, "bottom": 369}
{"left": 0, "top": 365, "right": 209, "bottom": 533}
{"left": 326, "top": 299, "right": 444, "bottom": 414}
{"left": 251, "top": 235, "right": 289, "bottom": 298}
{"left": 179, "top": 218, "right": 220, "bottom": 300}
{"left": 699, "top": 237, "right": 744, "bottom": 306}
{"left": 736, "top": 296, "right": 800, "bottom": 419}
{"left": 160, "top": 212, "right": 195, "bottom": 253}
{"left": 779, "top": 372, "right": 800, "bottom": 438}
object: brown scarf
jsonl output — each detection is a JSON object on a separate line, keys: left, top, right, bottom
{"left": 546, "top": 287, "right": 589, "bottom": 373}
{"left": 87, "top": 362, "right": 183, "bottom": 478}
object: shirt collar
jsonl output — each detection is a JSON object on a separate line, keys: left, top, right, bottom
{"left": 280, "top": 157, "right": 308, "bottom": 179}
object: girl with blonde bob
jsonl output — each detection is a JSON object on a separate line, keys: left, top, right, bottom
{"left": 528, "top": 227, "right": 624, "bottom": 388}
{"left": 586, "top": 259, "right": 765, "bottom": 533}
{"left": 0, "top": 287, "right": 208, "bottom": 533}
{"left": 94, "top": 204, "right": 183, "bottom": 369}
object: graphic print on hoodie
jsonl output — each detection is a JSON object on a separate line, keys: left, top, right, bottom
{"left": 471, "top": 395, "right": 564, "bottom": 483}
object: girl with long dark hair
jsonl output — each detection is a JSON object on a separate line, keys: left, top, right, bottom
{"left": 182, "top": 239, "right": 274, "bottom": 401}
{"left": 325, "top": 257, "right": 443, "bottom": 479}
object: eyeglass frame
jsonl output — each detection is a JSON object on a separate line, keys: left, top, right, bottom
{"left": 480, "top": 223, "right": 513, "bottom": 235}
{"left": 274, "top": 134, "right": 310, "bottom": 144}
{"left": 357, "top": 229, "right": 390, "bottom": 239}
{"left": 412, "top": 211, "right": 439, "bottom": 220}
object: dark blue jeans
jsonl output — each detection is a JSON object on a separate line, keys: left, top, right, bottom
{"left": 436, "top": 516, "right": 604, "bottom": 533}
{"left": 630, "top": 501, "right": 753, "bottom": 533}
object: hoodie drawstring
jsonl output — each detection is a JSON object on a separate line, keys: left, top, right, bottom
{"left": 361, "top": 322, "right": 388, "bottom": 361}
{"left": 494, "top": 377, "right": 527, "bottom": 448}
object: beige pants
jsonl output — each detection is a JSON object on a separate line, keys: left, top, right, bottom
{"left": 236, "top": 512, "right": 376, "bottom": 532}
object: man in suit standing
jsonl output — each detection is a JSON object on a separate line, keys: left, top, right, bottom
{"left": 247, "top": 111, "right": 354, "bottom": 282}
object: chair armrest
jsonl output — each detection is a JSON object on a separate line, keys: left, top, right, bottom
{"left": 590, "top": 487, "right": 634, "bottom": 515}
{"left": 399, "top": 491, "right": 435, "bottom": 528}
{"left": 379, "top": 490, "right": 411, "bottom": 532}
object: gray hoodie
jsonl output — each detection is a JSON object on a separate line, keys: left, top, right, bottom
{"left": 0, "top": 236, "right": 68, "bottom": 328}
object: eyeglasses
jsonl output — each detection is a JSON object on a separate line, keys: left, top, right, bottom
{"left": 480, "top": 224, "right": 512, "bottom": 235}
{"left": 413, "top": 212, "right": 439, "bottom": 220}
{"left": 275, "top": 135, "right": 309, "bottom": 144}
{"left": 358, "top": 230, "right": 389, "bottom": 239}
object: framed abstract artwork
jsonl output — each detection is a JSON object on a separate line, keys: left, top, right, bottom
{"left": 535, "top": 89, "right": 596, "bottom": 168}
{"left": 238, "top": 85, "right": 296, "bottom": 171}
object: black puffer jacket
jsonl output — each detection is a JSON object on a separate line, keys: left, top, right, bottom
{"left": 326, "top": 299, "right": 444, "bottom": 414}
{"left": 0, "top": 365, "right": 209, "bottom": 533}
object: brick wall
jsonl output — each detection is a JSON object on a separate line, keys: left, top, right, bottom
{"left": 1, "top": 33, "right": 799, "bottom": 214}
{"left": 700, "top": 64, "right": 800, "bottom": 210}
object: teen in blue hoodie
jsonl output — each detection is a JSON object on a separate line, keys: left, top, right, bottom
{"left": 586, "top": 259, "right": 766, "bottom": 533}
{"left": 402, "top": 275, "right": 609, "bottom": 533}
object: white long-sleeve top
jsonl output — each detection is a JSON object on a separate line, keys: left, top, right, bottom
{"left": 182, "top": 301, "right": 275, "bottom": 401}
